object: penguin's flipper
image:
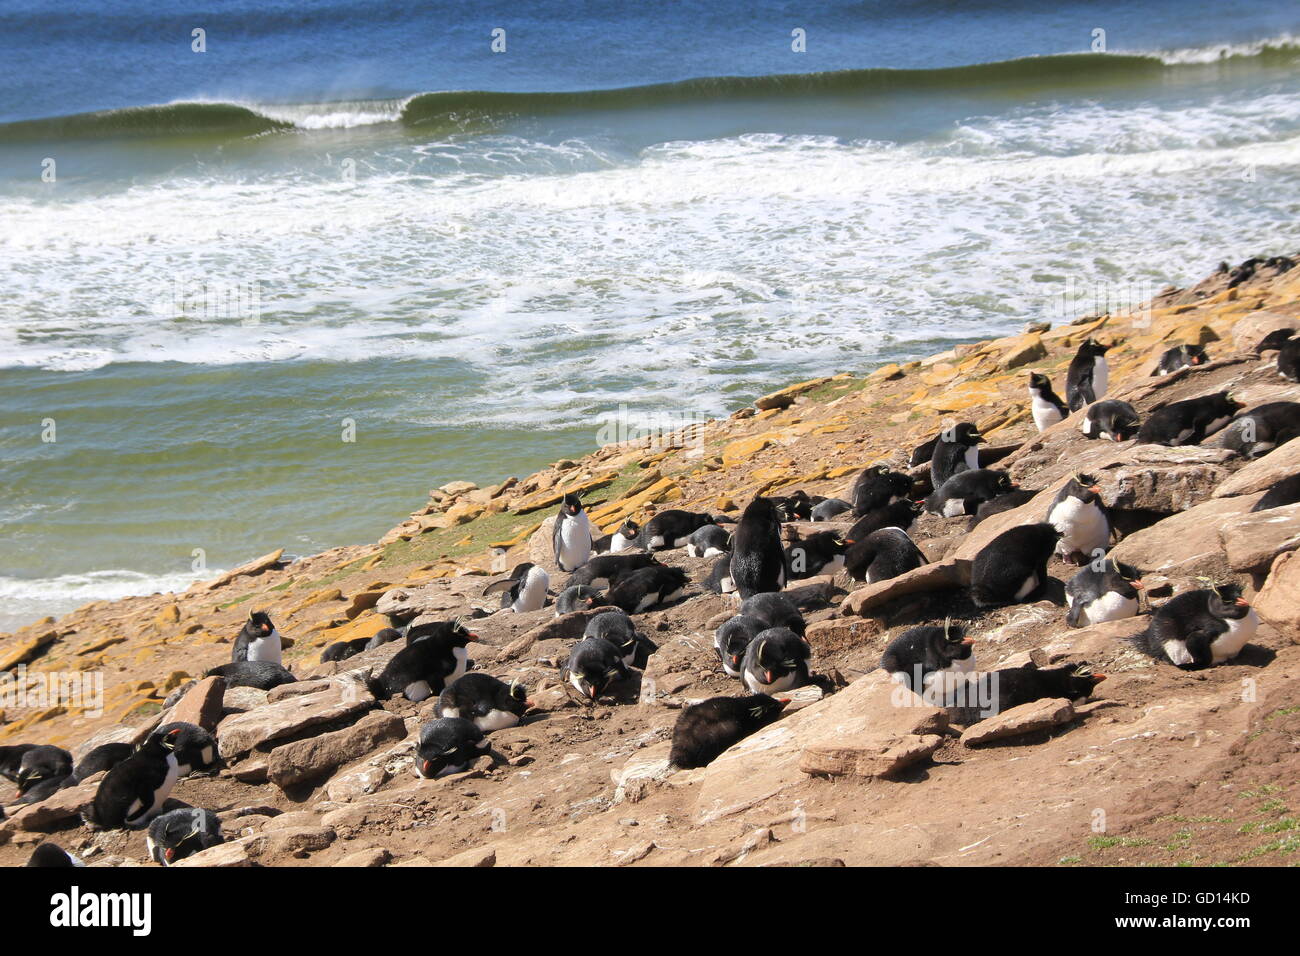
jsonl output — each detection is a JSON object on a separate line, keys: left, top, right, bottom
{"left": 481, "top": 579, "right": 516, "bottom": 597}
{"left": 552, "top": 518, "right": 565, "bottom": 564}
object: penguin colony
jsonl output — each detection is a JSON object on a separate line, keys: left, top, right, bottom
{"left": 6, "top": 278, "right": 1300, "bottom": 867}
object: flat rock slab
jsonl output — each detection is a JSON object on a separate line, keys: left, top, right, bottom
{"left": 217, "top": 675, "right": 375, "bottom": 758}
{"left": 430, "top": 846, "right": 497, "bottom": 867}
{"left": 267, "top": 710, "right": 407, "bottom": 789}
{"left": 7, "top": 781, "right": 98, "bottom": 831}
{"left": 1256, "top": 550, "right": 1300, "bottom": 635}
{"left": 1112, "top": 493, "right": 1261, "bottom": 577}
{"left": 205, "top": 548, "right": 284, "bottom": 590}
{"left": 841, "top": 560, "right": 970, "bottom": 617}
{"left": 1220, "top": 503, "right": 1300, "bottom": 572}
{"left": 1215, "top": 438, "right": 1300, "bottom": 498}
{"left": 800, "top": 732, "right": 944, "bottom": 779}
{"left": 960, "top": 698, "right": 1076, "bottom": 747}
{"left": 374, "top": 584, "right": 462, "bottom": 623}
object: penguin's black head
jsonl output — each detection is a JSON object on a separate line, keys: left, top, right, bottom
{"left": 562, "top": 493, "right": 583, "bottom": 516}
{"left": 1184, "top": 344, "right": 1209, "bottom": 365}
{"left": 1208, "top": 583, "right": 1250, "bottom": 619}
{"left": 1082, "top": 337, "right": 1111, "bottom": 356}
{"left": 994, "top": 471, "right": 1016, "bottom": 494}
{"left": 619, "top": 519, "right": 640, "bottom": 537}
{"left": 1221, "top": 391, "right": 1245, "bottom": 415}
{"left": 248, "top": 611, "right": 274, "bottom": 636}
{"left": 943, "top": 422, "right": 982, "bottom": 446}
{"left": 745, "top": 694, "right": 790, "bottom": 725}
{"left": 1064, "top": 663, "right": 1107, "bottom": 698}
{"left": 1067, "top": 473, "right": 1102, "bottom": 502}
{"left": 574, "top": 663, "right": 625, "bottom": 701}
{"left": 752, "top": 630, "right": 810, "bottom": 684}
{"left": 1028, "top": 372, "right": 1051, "bottom": 391}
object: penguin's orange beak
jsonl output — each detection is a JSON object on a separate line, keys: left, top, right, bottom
{"left": 1133, "top": 579, "right": 1145, "bottom": 589}
{"left": 961, "top": 637, "right": 975, "bottom": 646}
{"left": 1091, "top": 673, "right": 1108, "bottom": 683}
{"left": 1236, "top": 598, "right": 1250, "bottom": 607}
{"left": 764, "top": 670, "right": 775, "bottom": 684}
{"left": 1089, "top": 485, "right": 1101, "bottom": 494}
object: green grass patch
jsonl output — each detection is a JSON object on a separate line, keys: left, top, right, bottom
{"left": 1088, "top": 835, "right": 1153, "bottom": 850}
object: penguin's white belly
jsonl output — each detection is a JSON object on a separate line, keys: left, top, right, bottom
{"left": 128, "top": 756, "right": 179, "bottom": 827}
{"left": 609, "top": 533, "right": 633, "bottom": 553}
{"left": 447, "top": 647, "right": 469, "bottom": 686}
{"left": 1079, "top": 415, "right": 1094, "bottom": 436}
{"left": 1014, "top": 572, "right": 1039, "bottom": 601}
{"left": 440, "top": 705, "right": 460, "bottom": 719}
{"left": 1092, "top": 356, "right": 1109, "bottom": 398}
{"left": 1163, "top": 640, "right": 1195, "bottom": 667}
{"left": 743, "top": 669, "right": 798, "bottom": 694}
{"left": 942, "top": 498, "right": 966, "bottom": 518}
{"left": 719, "top": 575, "right": 735, "bottom": 593}
{"left": 964, "top": 446, "right": 979, "bottom": 470}
{"left": 1050, "top": 499, "right": 1108, "bottom": 553}
{"left": 1082, "top": 592, "right": 1138, "bottom": 625}
{"left": 721, "top": 660, "right": 742, "bottom": 678}
{"left": 703, "top": 546, "right": 725, "bottom": 558}
{"left": 557, "top": 515, "right": 592, "bottom": 571}
{"left": 512, "top": 569, "right": 549, "bottom": 613}
{"left": 1032, "top": 397, "right": 1063, "bottom": 432}
{"left": 1211, "top": 609, "right": 1258, "bottom": 663}
{"left": 634, "top": 593, "right": 658, "bottom": 612}
{"left": 647, "top": 535, "right": 666, "bottom": 548}
{"left": 246, "top": 630, "right": 283, "bottom": 666}
{"left": 475, "top": 709, "right": 520, "bottom": 732}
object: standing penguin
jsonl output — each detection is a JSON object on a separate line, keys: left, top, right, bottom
{"left": 1080, "top": 399, "right": 1140, "bottom": 442}
{"left": 729, "top": 497, "right": 787, "bottom": 599}
{"left": 970, "top": 522, "right": 1060, "bottom": 608}
{"left": 414, "top": 718, "right": 489, "bottom": 778}
{"left": 1065, "top": 559, "right": 1144, "bottom": 627}
{"left": 739, "top": 628, "right": 811, "bottom": 694}
{"left": 668, "top": 695, "right": 789, "bottom": 769}
{"left": 1045, "top": 474, "right": 1110, "bottom": 564}
{"left": 563, "top": 637, "right": 630, "bottom": 702}
{"left": 1152, "top": 343, "right": 1210, "bottom": 375}
{"left": 1134, "top": 583, "right": 1258, "bottom": 669}
{"left": 930, "top": 423, "right": 984, "bottom": 491}
{"left": 1137, "top": 391, "right": 1243, "bottom": 446}
{"left": 85, "top": 727, "right": 183, "bottom": 830}
{"left": 231, "top": 611, "right": 283, "bottom": 666}
{"left": 373, "top": 619, "right": 475, "bottom": 702}
{"left": 482, "top": 562, "right": 550, "bottom": 613}
{"left": 146, "top": 808, "right": 224, "bottom": 866}
{"left": 1066, "top": 338, "right": 1111, "bottom": 411}
{"left": 436, "top": 673, "right": 528, "bottom": 732}
{"left": 851, "top": 465, "right": 913, "bottom": 516}
{"left": 879, "top": 620, "right": 976, "bottom": 694}
{"left": 844, "top": 526, "right": 927, "bottom": 583}
{"left": 552, "top": 493, "right": 592, "bottom": 572}
{"left": 714, "top": 615, "right": 766, "bottom": 678}
{"left": 1027, "top": 372, "right": 1069, "bottom": 432}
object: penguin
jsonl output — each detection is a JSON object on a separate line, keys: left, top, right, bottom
{"left": 321, "top": 638, "right": 371, "bottom": 662}
{"left": 1215, "top": 401, "right": 1300, "bottom": 458}
{"left": 1027, "top": 372, "right": 1068, "bottom": 431}
{"left": 930, "top": 423, "right": 984, "bottom": 492}
{"left": 968, "top": 663, "right": 1107, "bottom": 716}
{"left": 714, "top": 615, "right": 766, "bottom": 678}
{"left": 583, "top": 608, "right": 637, "bottom": 647}
{"left": 482, "top": 562, "right": 550, "bottom": 613}
{"left": 968, "top": 489, "right": 1038, "bottom": 529}
{"left": 365, "top": 627, "right": 402, "bottom": 650}
{"left": 851, "top": 465, "right": 914, "bottom": 516}
{"left": 566, "top": 552, "right": 660, "bottom": 589}
{"left": 0, "top": 744, "right": 37, "bottom": 783}
{"left": 156, "top": 722, "right": 219, "bottom": 776}
{"left": 811, "top": 497, "right": 853, "bottom": 522}
{"left": 784, "top": 530, "right": 846, "bottom": 579}
{"left": 373, "top": 618, "right": 475, "bottom": 702}
{"left": 845, "top": 498, "right": 923, "bottom": 544}
{"left": 205, "top": 660, "right": 297, "bottom": 690}
{"left": 563, "top": 637, "right": 630, "bottom": 702}
{"left": 14, "top": 746, "right": 74, "bottom": 803}
{"left": 1153, "top": 343, "right": 1210, "bottom": 375}
{"left": 1137, "top": 391, "right": 1243, "bottom": 446}
{"left": 770, "top": 490, "right": 812, "bottom": 521}
{"left": 1253, "top": 473, "right": 1300, "bottom": 512}
{"left": 970, "top": 522, "right": 1060, "bottom": 608}
{"left": 85, "top": 727, "right": 182, "bottom": 830}
{"left": 641, "top": 510, "right": 716, "bottom": 551}
{"left": 704, "top": 555, "right": 736, "bottom": 595}
{"left": 729, "top": 496, "right": 787, "bottom": 599}
{"left": 552, "top": 492, "right": 592, "bottom": 572}
{"left": 739, "top": 627, "right": 811, "bottom": 694}
{"left": 72, "top": 743, "right": 134, "bottom": 782}
{"left": 844, "top": 526, "right": 927, "bottom": 583}
{"left": 1080, "top": 399, "right": 1140, "bottom": 442}
{"left": 553, "top": 585, "right": 608, "bottom": 616}
{"left": 413, "top": 718, "right": 489, "bottom": 778}
{"left": 685, "top": 523, "right": 730, "bottom": 558}
{"left": 1255, "top": 328, "right": 1295, "bottom": 354}
{"left": 879, "top": 620, "right": 976, "bottom": 694}
{"left": 909, "top": 435, "right": 940, "bottom": 468}
{"left": 231, "top": 610, "right": 283, "bottom": 666}
{"left": 146, "top": 808, "right": 223, "bottom": 866}
{"left": 436, "top": 673, "right": 528, "bottom": 732}
{"left": 1134, "top": 584, "right": 1258, "bottom": 669}
{"left": 1065, "top": 559, "right": 1144, "bottom": 627}
{"left": 25, "top": 843, "right": 85, "bottom": 868}
{"left": 738, "top": 591, "right": 807, "bottom": 636}
{"left": 668, "top": 694, "right": 789, "bottom": 769}
{"left": 1279, "top": 337, "right": 1300, "bottom": 382}
{"left": 606, "top": 564, "right": 689, "bottom": 613}
{"left": 1045, "top": 473, "right": 1111, "bottom": 564}
{"left": 1066, "top": 338, "right": 1111, "bottom": 411}
{"left": 927, "top": 468, "right": 1015, "bottom": 517}
{"left": 592, "top": 519, "right": 640, "bottom": 554}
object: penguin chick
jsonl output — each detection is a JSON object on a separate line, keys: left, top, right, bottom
{"left": 714, "top": 615, "right": 767, "bottom": 678}
{"left": 1152, "top": 343, "right": 1209, "bottom": 375}
{"left": 0, "top": 744, "right": 37, "bottom": 783}
{"left": 1137, "top": 391, "right": 1243, "bottom": 446}
{"left": 1027, "top": 372, "right": 1068, "bottom": 431}
{"left": 927, "top": 468, "right": 1015, "bottom": 517}
{"left": 740, "top": 628, "right": 811, "bottom": 694}
{"left": 1046, "top": 473, "right": 1110, "bottom": 564}
{"left": 784, "top": 530, "right": 846, "bottom": 579}
{"left": 552, "top": 492, "right": 593, "bottom": 572}
{"left": 738, "top": 591, "right": 806, "bottom": 636}
{"left": 147, "top": 808, "right": 223, "bottom": 866}
{"left": 704, "top": 555, "right": 736, "bottom": 595}
{"left": 593, "top": 519, "right": 640, "bottom": 554}
{"left": 606, "top": 564, "right": 689, "bottom": 613}
{"left": 851, "top": 464, "right": 914, "bottom": 516}
{"left": 1065, "top": 559, "right": 1144, "bottom": 627}
{"left": 553, "top": 585, "right": 608, "bottom": 616}
{"left": 685, "top": 523, "right": 730, "bottom": 558}
{"left": 1134, "top": 584, "right": 1258, "bottom": 669}
{"left": 373, "top": 618, "right": 475, "bottom": 702}
{"left": 482, "top": 562, "right": 550, "bottom": 613}
{"left": 414, "top": 718, "right": 488, "bottom": 778}
{"left": 1080, "top": 399, "right": 1140, "bottom": 442}
{"left": 879, "top": 621, "right": 976, "bottom": 693}
{"left": 1255, "top": 328, "right": 1295, "bottom": 354}
{"left": 974, "top": 663, "right": 1107, "bottom": 716}
{"left": 85, "top": 727, "right": 183, "bottom": 830}
{"left": 844, "top": 526, "right": 926, "bottom": 583}
{"left": 206, "top": 660, "right": 297, "bottom": 690}
{"left": 1066, "top": 338, "right": 1111, "bottom": 411}
{"left": 967, "top": 489, "right": 1037, "bottom": 530}
{"left": 14, "top": 745, "right": 73, "bottom": 801}
{"left": 231, "top": 610, "right": 283, "bottom": 666}
{"left": 436, "top": 673, "right": 528, "bottom": 732}
{"left": 563, "top": 637, "right": 630, "bottom": 702}
{"left": 668, "top": 694, "right": 789, "bottom": 769}
{"left": 365, "top": 627, "right": 402, "bottom": 651}
{"left": 970, "top": 522, "right": 1060, "bottom": 608}
{"left": 1279, "top": 337, "right": 1300, "bottom": 382}
{"left": 321, "top": 638, "right": 371, "bottom": 662}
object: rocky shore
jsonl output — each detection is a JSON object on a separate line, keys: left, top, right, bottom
{"left": 2, "top": 255, "right": 1299, "bottom": 867}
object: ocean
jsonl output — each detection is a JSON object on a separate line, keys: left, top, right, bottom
{"left": 1, "top": 1, "right": 1298, "bottom": 633}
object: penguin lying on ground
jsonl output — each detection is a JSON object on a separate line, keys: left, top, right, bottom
{"left": 811, "top": 497, "right": 853, "bottom": 521}
{"left": 436, "top": 673, "right": 528, "bottom": 732}
{"left": 85, "top": 727, "right": 183, "bottom": 830}
{"left": 1152, "top": 343, "right": 1210, "bottom": 375}
{"left": 577, "top": 609, "right": 655, "bottom": 668}
{"left": 26, "top": 843, "right": 85, "bottom": 867}
{"left": 1080, "top": 399, "right": 1140, "bottom": 441}
{"left": 971, "top": 522, "right": 1060, "bottom": 608}
{"left": 909, "top": 435, "right": 940, "bottom": 468}
{"left": 72, "top": 743, "right": 134, "bottom": 782}
{"left": 0, "top": 744, "right": 36, "bottom": 783}
{"left": 365, "top": 627, "right": 402, "bottom": 650}
{"left": 927, "top": 468, "right": 1015, "bottom": 517}
{"left": 1065, "top": 559, "right": 1144, "bottom": 627}
{"left": 930, "top": 423, "right": 984, "bottom": 491}
{"left": 641, "top": 509, "right": 716, "bottom": 550}
{"left": 553, "top": 585, "right": 608, "bottom": 616}
{"left": 232, "top": 611, "right": 283, "bottom": 666}
{"left": 704, "top": 555, "right": 735, "bottom": 594}
{"left": 714, "top": 616, "right": 766, "bottom": 678}
{"left": 1133, "top": 584, "right": 1258, "bottom": 669}
{"left": 566, "top": 552, "right": 660, "bottom": 589}
{"left": 156, "top": 722, "right": 219, "bottom": 776}
{"left": 685, "top": 523, "right": 730, "bottom": 558}
{"left": 563, "top": 637, "right": 630, "bottom": 702}
{"left": 769, "top": 490, "right": 812, "bottom": 521}
{"left": 970, "top": 663, "right": 1107, "bottom": 716}
{"left": 739, "top": 591, "right": 807, "bottom": 636}
{"left": 1255, "top": 328, "right": 1295, "bottom": 354}
{"left": 373, "top": 618, "right": 474, "bottom": 702}
{"left": 1253, "top": 473, "right": 1300, "bottom": 511}
{"left": 1027, "top": 372, "right": 1068, "bottom": 431}
{"left": 1137, "top": 391, "right": 1243, "bottom": 446}
{"left": 880, "top": 620, "right": 975, "bottom": 694}
{"left": 482, "top": 562, "right": 550, "bottom": 613}
{"left": 740, "top": 628, "right": 811, "bottom": 694}
{"left": 147, "top": 808, "right": 223, "bottom": 866}
{"left": 1279, "top": 337, "right": 1300, "bottom": 382}
{"left": 729, "top": 496, "right": 787, "bottom": 599}
{"left": 967, "top": 489, "right": 1038, "bottom": 529}
{"left": 414, "top": 718, "right": 488, "bottom": 778}
{"left": 1214, "top": 401, "right": 1300, "bottom": 458}
{"left": 606, "top": 564, "right": 689, "bottom": 613}
{"left": 844, "top": 526, "right": 927, "bottom": 583}
{"left": 784, "top": 530, "right": 846, "bottom": 579}
{"left": 845, "top": 498, "right": 922, "bottom": 543}
{"left": 553, "top": 492, "right": 592, "bottom": 572}
{"left": 851, "top": 464, "right": 914, "bottom": 516}
{"left": 1046, "top": 474, "right": 1111, "bottom": 564}
{"left": 592, "top": 519, "right": 640, "bottom": 555}
{"left": 14, "top": 745, "right": 74, "bottom": 803}
{"left": 668, "top": 695, "right": 789, "bottom": 769}
{"left": 1066, "top": 338, "right": 1110, "bottom": 411}
{"left": 321, "top": 638, "right": 371, "bottom": 662}
{"left": 206, "top": 660, "right": 296, "bottom": 690}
